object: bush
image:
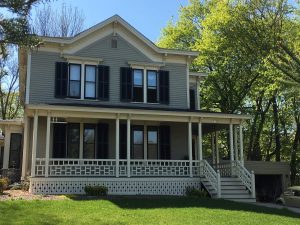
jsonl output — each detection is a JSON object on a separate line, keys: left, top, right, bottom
{"left": 185, "top": 186, "right": 208, "bottom": 198}
{"left": 0, "top": 177, "right": 10, "bottom": 194}
{"left": 84, "top": 185, "right": 108, "bottom": 196}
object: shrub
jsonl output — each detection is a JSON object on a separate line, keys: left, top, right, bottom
{"left": 185, "top": 186, "right": 208, "bottom": 198}
{"left": 84, "top": 185, "right": 108, "bottom": 196}
{"left": 0, "top": 177, "right": 10, "bottom": 194}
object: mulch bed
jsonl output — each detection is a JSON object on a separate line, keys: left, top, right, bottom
{"left": 0, "top": 190, "right": 67, "bottom": 201}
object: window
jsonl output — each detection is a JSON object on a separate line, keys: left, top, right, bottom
{"left": 133, "top": 69, "right": 143, "bottom": 102}
{"left": 67, "top": 124, "right": 80, "bottom": 158}
{"left": 84, "top": 124, "right": 96, "bottom": 159}
{"left": 147, "top": 70, "right": 158, "bottom": 103}
{"left": 69, "top": 64, "right": 81, "bottom": 98}
{"left": 9, "top": 133, "right": 22, "bottom": 169}
{"left": 147, "top": 127, "right": 158, "bottom": 159}
{"left": 132, "top": 126, "right": 144, "bottom": 159}
{"left": 85, "top": 65, "right": 96, "bottom": 99}
{"left": 0, "top": 146, "right": 3, "bottom": 169}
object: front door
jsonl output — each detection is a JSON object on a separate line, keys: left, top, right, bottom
{"left": 9, "top": 133, "right": 22, "bottom": 169}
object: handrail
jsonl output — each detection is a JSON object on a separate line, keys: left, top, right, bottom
{"left": 234, "top": 161, "right": 255, "bottom": 198}
{"left": 201, "top": 160, "right": 221, "bottom": 198}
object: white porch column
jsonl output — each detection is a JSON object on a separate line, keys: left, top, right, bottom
{"left": 45, "top": 112, "right": 51, "bottom": 177}
{"left": 239, "top": 124, "right": 244, "bottom": 166}
{"left": 196, "top": 78, "right": 200, "bottom": 110}
{"left": 216, "top": 131, "right": 220, "bottom": 164}
{"left": 31, "top": 111, "right": 38, "bottom": 177}
{"left": 234, "top": 125, "right": 238, "bottom": 161}
{"left": 229, "top": 123, "right": 234, "bottom": 176}
{"left": 127, "top": 117, "right": 131, "bottom": 177}
{"left": 198, "top": 121, "right": 202, "bottom": 161}
{"left": 115, "top": 116, "right": 120, "bottom": 177}
{"left": 188, "top": 121, "right": 193, "bottom": 177}
{"left": 3, "top": 125, "right": 10, "bottom": 169}
{"left": 21, "top": 116, "right": 29, "bottom": 179}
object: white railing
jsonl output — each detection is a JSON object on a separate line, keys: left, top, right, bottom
{"left": 35, "top": 158, "right": 201, "bottom": 178}
{"left": 234, "top": 160, "right": 255, "bottom": 198}
{"left": 200, "top": 160, "right": 221, "bottom": 198}
{"left": 213, "top": 161, "right": 232, "bottom": 177}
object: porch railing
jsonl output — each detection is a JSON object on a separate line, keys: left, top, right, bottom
{"left": 213, "top": 161, "right": 232, "bottom": 177}
{"left": 234, "top": 160, "right": 255, "bottom": 198}
{"left": 200, "top": 160, "right": 221, "bottom": 198}
{"left": 35, "top": 158, "right": 201, "bottom": 178}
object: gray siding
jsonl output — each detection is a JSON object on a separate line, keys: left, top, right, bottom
{"left": 29, "top": 34, "right": 187, "bottom": 109}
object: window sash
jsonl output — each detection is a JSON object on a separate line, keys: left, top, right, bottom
{"left": 85, "top": 65, "right": 97, "bottom": 99}
{"left": 83, "top": 124, "right": 96, "bottom": 159}
{"left": 67, "top": 123, "right": 80, "bottom": 158}
{"left": 69, "top": 64, "right": 81, "bottom": 98}
{"left": 132, "top": 126, "right": 144, "bottom": 159}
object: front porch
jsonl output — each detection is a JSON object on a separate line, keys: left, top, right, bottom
{"left": 23, "top": 104, "right": 254, "bottom": 200}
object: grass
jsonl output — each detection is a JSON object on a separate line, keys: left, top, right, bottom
{"left": 0, "top": 197, "right": 299, "bottom": 225}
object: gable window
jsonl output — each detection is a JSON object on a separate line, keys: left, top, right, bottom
{"left": 147, "top": 70, "right": 158, "bottom": 103}
{"left": 69, "top": 64, "right": 81, "bottom": 98}
{"left": 133, "top": 69, "right": 143, "bottom": 102}
{"left": 85, "top": 65, "right": 96, "bottom": 99}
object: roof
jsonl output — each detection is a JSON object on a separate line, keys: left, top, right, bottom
{"left": 0, "top": 119, "right": 24, "bottom": 126}
{"left": 40, "top": 15, "right": 199, "bottom": 57}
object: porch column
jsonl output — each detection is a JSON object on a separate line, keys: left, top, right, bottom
{"left": 127, "top": 117, "right": 131, "bottom": 177}
{"left": 198, "top": 121, "right": 202, "bottom": 161}
{"left": 31, "top": 110, "right": 38, "bottom": 177}
{"left": 196, "top": 78, "right": 200, "bottom": 110}
{"left": 239, "top": 124, "right": 244, "bottom": 166}
{"left": 216, "top": 131, "right": 220, "bottom": 164}
{"left": 234, "top": 125, "right": 238, "bottom": 161}
{"left": 21, "top": 116, "right": 29, "bottom": 179}
{"left": 45, "top": 112, "right": 51, "bottom": 177}
{"left": 3, "top": 125, "right": 10, "bottom": 169}
{"left": 229, "top": 123, "right": 234, "bottom": 176}
{"left": 115, "top": 116, "right": 120, "bottom": 177}
{"left": 188, "top": 121, "right": 193, "bottom": 177}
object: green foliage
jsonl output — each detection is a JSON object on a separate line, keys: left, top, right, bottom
{"left": 0, "top": 177, "right": 10, "bottom": 194}
{"left": 84, "top": 185, "right": 108, "bottom": 196}
{"left": 185, "top": 187, "right": 208, "bottom": 198}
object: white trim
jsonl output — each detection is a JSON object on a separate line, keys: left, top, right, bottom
{"left": 115, "top": 117, "right": 120, "bottom": 177}
{"left": 127, "top": 118, "right": 131, "bottom": 177}
{"left": 45, "top": 112, "right": 51, "bottom": 177}
{"left": 234, "top": 125, "right": 238, "bottom": 161}
{"left": 3, "top": 125, "right": 10, "bottom": 169}
{"left": 25, "top": 51, "right": 31, "bottom": 104}
{"left": 31, "top": 111, "right": 38, "bottom": 177}
{"left": 128, "top": 61, "right": 165, "bottom": 69}
{"left": 21, "top": 116, "right": 29, "bottom": 179}
{"left": 63, "top": 55, "right": 103, "bottom": 64}
{"left": 239, "top": 124, "right": 244, "bottom": 166}
{"left": 186, "top": 62, "right": 190, "bottom": 109}
{"left": 216, "top": 131, "right": 219, "bottom": 164}
{"left": 198, "top": 122, "right": 202, "bottom": 161}
{"left": 188, "top": 121, "right": 193, "bottom": 177}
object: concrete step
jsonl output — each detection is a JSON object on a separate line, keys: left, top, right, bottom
{"left": 221, "top": 181, "right": 244, "bottom": 186}
{"left": 228, "top": 198, "right": 256, "bottom": 203}
{"left": 222, "top": 194, "right": 253, "bottom": 199}
{"left": 221, "top": 189, "right": 249, "bottom": 194}
{"left": 221, "top": 185, "right": 246, "bottom": 190}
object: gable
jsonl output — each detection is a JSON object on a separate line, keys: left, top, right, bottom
{"left": 75, "top": 34, "right": 153, "bottom": 63}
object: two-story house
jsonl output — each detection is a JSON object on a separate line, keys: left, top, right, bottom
{"left": 17, "top": 15, "right": 255, "bottom": 202}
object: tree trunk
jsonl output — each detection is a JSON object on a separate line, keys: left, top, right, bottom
{"left": 272, "top": 95, "right": 281, "bottom": 162}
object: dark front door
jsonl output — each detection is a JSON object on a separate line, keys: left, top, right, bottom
{"left": 9, "top": 133, "right": 22, "bottom": 169}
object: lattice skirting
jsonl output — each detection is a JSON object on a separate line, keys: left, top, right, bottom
{"left": 30, "top": 177, "right": 201, "bottom": 195}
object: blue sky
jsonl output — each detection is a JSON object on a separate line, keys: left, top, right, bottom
{"left": 34, "top": 0, "right": 189, "bottom": 42}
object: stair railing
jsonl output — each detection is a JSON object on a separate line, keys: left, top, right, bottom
{"left": 234, "top": 161, "right": 256, "bottom": 198}
{"left": 201, "top": 160, "right": 221, "bottom": 198}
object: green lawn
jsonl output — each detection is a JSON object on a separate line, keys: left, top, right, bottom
{"left": 0, "top": 197, "right": 299, "bottom": 225}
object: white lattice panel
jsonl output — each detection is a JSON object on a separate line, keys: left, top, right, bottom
{"left": 30, "top": 178, "right": 201, "bottom": 195}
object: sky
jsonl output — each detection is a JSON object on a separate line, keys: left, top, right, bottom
{"left": 33, "top": 0, "right": 189, "bottom": 42}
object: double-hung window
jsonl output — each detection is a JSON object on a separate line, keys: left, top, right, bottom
{"left": 133, "top": 69, "right": 143, "bottom": 102}
{"left": 147, "top": 127, "right": 158, "bottom": 159}
{"left": 69, "top": 64, "right": 81, "bottom": 98}
{"left": 85, "top": 65, "right": 96, "bottom": 99}
{"left": 147, "top": 70, "right": 158, "bottom": 103}
{"left": 84, "top": 124, "right": 96, "bottom": 159}
{"left": 132, "top": 126, "right": 144, "bottom": 159}
{"left": 67, "top": 123, "right": 80, "bottom": 158}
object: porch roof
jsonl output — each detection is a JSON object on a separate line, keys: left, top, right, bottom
{"left": 26, "top": 104, "right": 251, "bottom": 124}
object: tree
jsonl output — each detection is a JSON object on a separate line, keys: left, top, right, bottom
{"left": 32, "top": 2, "right": 85, "bottom": 37}
{"left": 0, "top": 0, "right": 42, "bottom": 58}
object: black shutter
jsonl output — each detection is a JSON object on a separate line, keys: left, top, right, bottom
{"left": 159, "top": 125, "right": 171, "bottom": 159}
{"left": 120, "top": 124, "right": 127, "bottom": 159}
{"left": 120, "top": 67, "right": 132, "bottom": 101}
{"left": 98, "top": 65, "right": 109, "bottom": 100}
{"left": 55, "top": 62, "right": 68, "bottom": 98}
{"left": 190, "top": 89, "right": 196, "bottom": 110}
{"left": 53, "top": 123, "right": 67, "bottom": 158}
{"left": 159, "top": 70, "right": 169, "bottom": 104}
{"left": 97, "top": 123, "right": 109, "bottom": 159}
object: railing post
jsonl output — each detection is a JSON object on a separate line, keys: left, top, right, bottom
{"left": 217, "top": 170, "right": 221, "bottom": 198}
{"left": 229, "top": 123, "right": 234, "bottom": 176}
{"left": 251, "top": 171, "right": 256, "bottom": 199}
{"left": 188, "top": 120, "right": 193, "bottom": 177}
{"left": 239, "top": 124, "right": 244, "bottom": 166}
{"left": 115, "top": 116, "right": 120, "bottom": 177}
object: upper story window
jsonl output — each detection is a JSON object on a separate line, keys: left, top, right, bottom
{"left": 55, "top": 62, "right": 109, "bottom": 101}
{"left": 147, "top": 70, "right": 158, "bottom": 103}
{"left": 133, "top": 69, "right": 143, "bottom": 102}
{"left": 69, "top": 64, "right": 81, "bottom": 98}
{"left": 85, "top": 65, "right": 96, "bottom": 99}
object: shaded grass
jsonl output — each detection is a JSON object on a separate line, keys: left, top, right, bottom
{"left": 0, "top": 197, "right": 299, "bottom": 225}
